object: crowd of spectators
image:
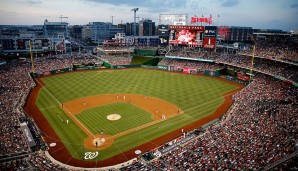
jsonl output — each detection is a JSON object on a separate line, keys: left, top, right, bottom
{"left": 100, "top": 55, "right": 133, "bottom": 65}
{"left": 239, "top": 40, "right": 298, "bottom": 63}
{"left": 0, "top": 61, "right": 33, "bottom": 158}
{"left": 0, "top": 45, "right": 297, "bottom": 170}
{"left": 0, "top": 54, "right": 103, "bottom": 170}
{"left": 121, "top": 74, "right": 298, "bottom": 170}
{"left": 216, "top": 54, "right": 298, "bottom": 82}
{"left": 34, "top": 54, "right": 103, "bottom": 75}
{"left": 166, "top": 46, "right": 221, "bottom": 60}
{"left": 159, "top": 58, "right": 225, "bottom": 72}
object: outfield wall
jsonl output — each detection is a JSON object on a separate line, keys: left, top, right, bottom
{"left": 135, "top": 49, "right": 157, "bottom": 56}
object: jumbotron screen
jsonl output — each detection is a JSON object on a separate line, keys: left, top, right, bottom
{"left": 169, "top": 25, "right": 204, "bottom": 46}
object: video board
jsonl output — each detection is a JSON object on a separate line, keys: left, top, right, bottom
{"left": 168, "top": 25, "right": 204, "bottom": 46}
{"left": 203, "top": 26, "right": 217, "bottom": 49}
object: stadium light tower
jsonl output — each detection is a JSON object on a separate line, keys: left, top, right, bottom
{"left": 131, "top": 8, "right": 139, "bottom": 36}
{"left": 249, "top": 34, "right": 258, "bottom": 83}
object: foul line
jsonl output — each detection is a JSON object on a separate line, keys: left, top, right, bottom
{"left": 108, "top": 91, "right": 238, "bottom": 140}
{"left": 63, "top": 106, "right": 96, "bottom": 138}
{"left": 35, "top": 78, "right": 96, "bottom": 138}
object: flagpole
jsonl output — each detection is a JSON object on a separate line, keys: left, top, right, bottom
{"left": 217, "top": 14, "right": 220, "bottom": 27}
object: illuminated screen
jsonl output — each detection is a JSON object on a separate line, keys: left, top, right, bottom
{"left": 170, "top": 29, "right": 202, "bottom": 46}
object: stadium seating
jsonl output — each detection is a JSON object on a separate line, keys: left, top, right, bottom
{"left": 0, "top": 39, "right": 297, "bottom": 170}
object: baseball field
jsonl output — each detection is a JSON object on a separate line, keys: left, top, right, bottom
{"left": 25, "top": 68, "right": 242, "bottom": 167}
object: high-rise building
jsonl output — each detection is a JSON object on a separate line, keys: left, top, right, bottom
{"left": 70, "top": 25, "right": 83, "bottom": 39}
{"left": 82, "top": 22, "right": 124, "bottom": 43}
{"left": 139, "top": 19, "right": 155, "bottom": 36}
{"left": 43, "top": 19, "right": 69, "bottom": 38}
{"left": 117, "top": 22, "right": 138, "bottom": 36}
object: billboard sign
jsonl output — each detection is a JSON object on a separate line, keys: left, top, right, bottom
{"left": 159, "top": 35, "right": 169, "bottom": 46}
{"left": 157, "top": 25, "right": 169, "bottom": 36}
{"left": 191, "top": 15, "right": 212, "bottom": 25}
{"left": 204, "top": 26, "right": 217, "bottom": 38}
{"left": 159, "top": 14, "right": 188, "bottom": 25}
{"left": 203, "top": 38, "right": 216, "bottom": 49}
{"left": 20, "top": 122, "right": 36, "bottom": 147}
{"left": 124, "top": 36, "right": 160, "bottom": 46}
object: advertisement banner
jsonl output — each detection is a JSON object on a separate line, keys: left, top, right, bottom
{"left": 183, "top": 68, "right": 189, "bottom": 73}
{"left": 190, "top": 15, "right": 212, "bottom": 25}
{"left": 204, "top": 26, "right": 217, "bottom": 38}
{"left": 157, "top": 25, "right": 169, "bottom": 36}
{"left": 169, "top": 25, "right": 204, "bottom": 31}
{"left": 203, "top": 38, "right": 216, "bottom": 49}
{"left": 20, "top": 122, "right": 36, "bottom": 147}
{"left": 159, "top": 14, "right": 188, "bottom": 25}
{"left": 124, "top": 36, "right": 159, "bottom": 46}
{"left": 158, "top": 35, "right": 169, "bottom": 46}
{"left": 237, "top": 73, "right": 250, "bottom": 81}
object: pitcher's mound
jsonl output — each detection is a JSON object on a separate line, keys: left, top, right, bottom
{"left": 107, "top": 114, "right": 121, "bottom": 120}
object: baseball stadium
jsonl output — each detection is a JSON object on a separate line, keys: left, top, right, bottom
{"left": 1, "top": 15, "right": 298, "bottom": 171}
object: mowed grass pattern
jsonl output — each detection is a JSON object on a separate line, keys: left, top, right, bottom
{"left": 76, "top": 102, "right": 153, "bottom": 135}
{"left": 36, "top": 69, "right": 239, "bottom": 160}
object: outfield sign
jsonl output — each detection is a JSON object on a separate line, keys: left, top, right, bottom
{"left": 165, "top": 56, "right": 214, "bottom": 62}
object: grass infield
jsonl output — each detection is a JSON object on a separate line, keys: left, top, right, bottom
{"left": 36, "top": 68, "right": 239, "bottom": 161}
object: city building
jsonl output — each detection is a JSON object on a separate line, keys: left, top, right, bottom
{"left": 118, "top": 22, "right": 139, "bottom": 36}
{"left": 0, "top": 25, "right": 43, "bottom": 38}
{"left": 82, "top": 22, "right": 124, "bottom": 44}
{"left": 70, "top": 25, "right": 83, "bottom": 39}
{"left": 139, "top": 19, "right": 155, "bottom": 36}
{"left": 43, "top": 19, "right": 69, "bottom": 38}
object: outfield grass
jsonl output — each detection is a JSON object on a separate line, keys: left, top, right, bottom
{"left": 36, "top": 68, "right": 239, "bottom": 161}
{"left": 130, "top": 56, "right": 154, "bottom": 64}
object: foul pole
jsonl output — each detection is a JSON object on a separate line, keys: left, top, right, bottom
{"left": 29, "top": 40, "right": 35, "bottom": 73}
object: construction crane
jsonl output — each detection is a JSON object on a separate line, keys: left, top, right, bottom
{"left": 59, "top": 14, "right": 68, "bottom": 22}
{"left": 249, "top": 34, "right": 257, "bottom": 83}
{"left": 131, "top": 8, "right": 139, "bottom": 36}
{"left": 111, "top": 16, "right": 115, "bottom": 25}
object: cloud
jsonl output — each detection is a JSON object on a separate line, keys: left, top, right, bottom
{"left": 25, "top": 0, "right": 42, "bottom": 6}
{"left": 220, "top": 0, "right": 240, "bottom": 7}
{"left": 84, "top": 0, "right": 185, "bottom": 9}
{"left": 290, "top": 3, "right": 298, "bottom": 8}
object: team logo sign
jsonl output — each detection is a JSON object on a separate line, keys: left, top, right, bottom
{"left": 125, "top": 37, "right": 135, "bottom": 46}
{"left": 84, "top": 151, "right": 98, "bottom": 160}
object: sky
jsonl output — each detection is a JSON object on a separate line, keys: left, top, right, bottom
{"left": 0, "top": 0, "right": 297, "bottom": 31}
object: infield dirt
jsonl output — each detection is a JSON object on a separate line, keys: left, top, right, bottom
{"left": 63, "top": 93, "right": 182, "bottom": 150}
